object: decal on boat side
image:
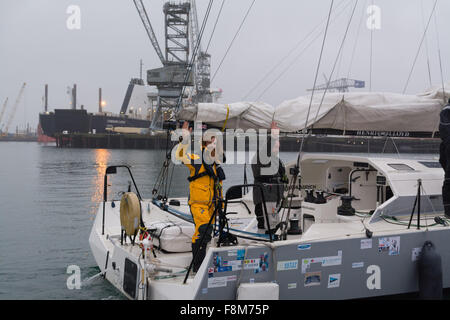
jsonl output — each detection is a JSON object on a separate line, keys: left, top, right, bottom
{"left": 327, "top": 274, "right": 341, "bottom": 288}
{"left": 277, "top": 260, "right": 298, "bottom": 271}
{"left": 301, "top": 250, "right": 343, "bottom": 273}
{"left": 360, "top": 239, "right": 372, "bottom": 250}
{"left": 297, "top": 244, "right": 312, "bottom": 251}
{"left": 352, "top": 262, "right": 364, "bottom": 268}
{"left": 366, "top": 265, "right": 381, "bottom": 290}
{"left": 304, "top": 271, "right": 321, "bottom": 287}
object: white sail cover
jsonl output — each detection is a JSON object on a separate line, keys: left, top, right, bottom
{"left": 179, "top": 83, "right": 450, "bottom": 133}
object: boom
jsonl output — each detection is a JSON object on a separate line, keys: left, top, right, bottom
{"left": 133, "top": 0, "right": 166, "bottom": 65}
{"left": 189, "top": 0, "right": 202, "bottom": 53}
{"left": 3, "top": 83, "right": 26, "bottom": 134}
{"left": 0, "top": 97, "right": 8, "bottom": 127}
{"left": 307, "top": 78, "right": 365, "bottom": 93}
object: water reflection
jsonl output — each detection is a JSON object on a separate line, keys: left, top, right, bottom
{"left": 90, "top": 149, "right": 111, "bottom": 216}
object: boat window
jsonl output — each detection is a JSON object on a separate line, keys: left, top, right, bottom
{"left": 387, "top": 163, "right": 415, "bottom": 171}
{"left": 419, "top": 161, "right": 441, "bottom": 169}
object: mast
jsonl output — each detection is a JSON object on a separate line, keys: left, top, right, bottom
{"left": 44, "top": 84, "right": 48, "bottom": 112}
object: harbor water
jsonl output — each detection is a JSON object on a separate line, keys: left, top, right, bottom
{"left": 0, "top": 142, "right": 440, "bottom": 299}
{"left": 0, "top": 142, "right": 299, "bottom": 299}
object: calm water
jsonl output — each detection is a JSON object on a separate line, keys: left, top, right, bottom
{"left": 0, "top": 142, "right": 299, "bottom": 300}
{"left": 0, "top": 142, "right": 440, "bottom": 300}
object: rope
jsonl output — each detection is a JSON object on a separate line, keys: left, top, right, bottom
{"left": 211, "top": 0, "right": 257, "bottom": 83}
{"left": 221, "top": 104, "right": 230, "bottom": 132}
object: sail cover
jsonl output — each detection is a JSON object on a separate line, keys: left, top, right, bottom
{"left": 178, "top": 83, "right": 450, "bottom": 135}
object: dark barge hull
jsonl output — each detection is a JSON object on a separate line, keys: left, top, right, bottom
{"left": 53, "top": 132, "right": 441, "bottom": 154}
{"left": 39, "top": 109, "right": 151, "bottom": 137}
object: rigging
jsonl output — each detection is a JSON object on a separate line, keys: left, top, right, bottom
{"left": 211, "top": 0, "right": 257, "bottom": 83}
{"left": 402, "top": 0, "right": 438, "bottom": 94}
{"left": 253, "top": 0, "right": 354, "bottom": 101}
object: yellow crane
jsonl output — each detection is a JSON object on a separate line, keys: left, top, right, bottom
{"left": 2, "top": 83, "right": 26, "bottom": 136}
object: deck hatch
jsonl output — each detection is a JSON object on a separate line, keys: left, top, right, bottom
{"left": 419, "top": 161, "right": 441, "bottom": 169}
{"left": 388, "top": 164, "right": 415, "bottom": 171}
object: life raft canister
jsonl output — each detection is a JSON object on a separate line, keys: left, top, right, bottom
{"left": 120, "top": 192, "right": 141, "bottom": 237}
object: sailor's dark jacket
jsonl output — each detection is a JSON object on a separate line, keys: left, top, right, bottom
{"left": 251, "top": 156, "right": 286, "bottom": 205}
{"left": 440, "top": 104, "right": 450, "bottom": 144}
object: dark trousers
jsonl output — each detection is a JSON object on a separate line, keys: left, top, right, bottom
{"left": 255, "top": 203, "right": 265, "bottom": 228}
{"left": 439, "top": 142, "right": 450, "bottom": 216}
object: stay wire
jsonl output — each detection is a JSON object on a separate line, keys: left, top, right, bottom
{"left": 311, "top": 0, "right": 359, "bottom": 130}
{"left": 254, "top": 0, "right": 353, "bottom": 101}
{"left": 241, "top": 0, "right": 350, "bottom": 101}
{"left": 402, "top": 0, "right": 438, "bottom": 94}
{"left": 347, "top": 0, "right": 367, "bottom": 79}
{"left": 298, "top": 0, "right": 335, "bottom": 167}
{"left": 175, "top": 0, "right": 214, "bottom": 113}
{"left": 205, "top": 0, "right": 225, "bottom": 54}
{"left": 279, "top": 0, "right": 335, "bottom": 237}
{"left": 421, "top": 0, "right": 433, "bottom": 87}
{"left": 211, "top": 0, "right": 257, "bottom": 83}
{"left": 369, "top": 0, "right": 374, "bottom": 92}
{"left": 433, "top": 5, "right": 446, "bottom": 104}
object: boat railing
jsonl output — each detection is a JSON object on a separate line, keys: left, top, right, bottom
{"left": 102, "top": 165, "right": 143, "bottom": 235}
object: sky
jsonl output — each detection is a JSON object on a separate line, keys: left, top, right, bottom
{"left": 0, "top": 0, "right": 448, "bottom": 132}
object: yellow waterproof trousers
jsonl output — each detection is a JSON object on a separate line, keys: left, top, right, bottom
{"left": 190, "top": 204, "right": 215, "bottom": 244}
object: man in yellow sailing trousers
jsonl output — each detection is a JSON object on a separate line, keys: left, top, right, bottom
{"left": 176, "top": 121, "right": 225, "bottom": 272}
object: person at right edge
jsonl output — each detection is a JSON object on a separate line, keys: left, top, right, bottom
{"left": 176, "top": 121, "right": 225, "bottom": 273}
{"left": 439, "top": 98, "right": 450, "bottom": 218}
{"left": 251, "top": 121, "right": 287, "bottom": 233}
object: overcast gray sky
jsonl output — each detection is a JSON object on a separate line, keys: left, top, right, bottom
{"left": 0, "top": 0, "right": 448, "bottom": 131}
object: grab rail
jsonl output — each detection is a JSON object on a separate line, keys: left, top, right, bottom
{"left": 102, "top": 165, "right": 143, "bottom": 235}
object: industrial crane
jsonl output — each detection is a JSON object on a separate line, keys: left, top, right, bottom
{"left": 2, "top": 83, "right": 26, "bottom": 135}
{"left": 0, "top": 97, "right": 8, "bottom": 129}
{"left": 133, "top": 0, "right": 193, "bottom": 129}
{"left": 189, "top": 0, "right": 212, "bottom": 103}
{"left": 133, "top": 0, "right": 165, "bottom": 66}
{"left": 132, "top": 0, "right": 213, "bottom": 128}
{"left": 307, "top": 78, "right": 365, "bottom": 93}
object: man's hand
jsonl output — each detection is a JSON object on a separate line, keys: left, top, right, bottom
{"left": 181, "top": 121, "right": 192, "bottom": 143}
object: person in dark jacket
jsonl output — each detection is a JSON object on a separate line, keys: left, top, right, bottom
{"left": 439, "top": 99, "right": 450, "bottom": 218}
{"left": 251, "top": 122, "right": 287, "bottom": 231}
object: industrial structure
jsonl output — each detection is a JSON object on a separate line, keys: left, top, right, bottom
{"left": 0, "top": 82, "right": 27, "bottom": 136}
{"left": 39, "top": 1, "right": 220, "bottom": 138}
{"left": 133, "top": 0, "right": 217, "bottom": 129}
{"left": 307, "top": 78, "right": 365, "bottom": 93}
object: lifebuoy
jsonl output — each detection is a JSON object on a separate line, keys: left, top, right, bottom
{"left": 120, "top": 192, "right": 141, "bottom": 237}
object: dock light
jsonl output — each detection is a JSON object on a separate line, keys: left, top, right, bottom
{"left": 101, "top": 100, "right": 107, "bottom": 108}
